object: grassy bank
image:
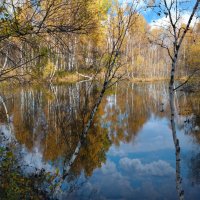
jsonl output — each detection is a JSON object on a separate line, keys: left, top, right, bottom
{"left": 54, "top": 73, "right": 81, "bottom": 83}
{"left": 50, "top": 74, "right": 191, "bottom": 84}
{"left": 0, "top": 71, "right": 197, "bottom": 86}
{"left": 53, "top": 71, "right": 97, "bottom": 84}
{"left": 53, "top": 71, "right": 171, "bottom": 84}
{"left": 129, "top": 77, "right": 169, "bottom": 83}
{"left": 127, "top": 76, "right": 192, "bottom": 83}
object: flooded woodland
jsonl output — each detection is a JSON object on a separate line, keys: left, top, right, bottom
{"left": 0, "top": 0, "right": 200, "bottom": 199}
{"left": 0, "top": 82, "right": 200, "bottom": 199}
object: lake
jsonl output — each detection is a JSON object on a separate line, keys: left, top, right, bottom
{"left": 0, "top": 81, "right": 200, "bottom": 200}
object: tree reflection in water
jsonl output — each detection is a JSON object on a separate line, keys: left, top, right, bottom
{"left": 169, "top": 84, "right": 200, "bottom": 199}
{"left": 0, "top": 82, "right": 200, "bottom": 199}
{"left": 169, "top": 89, "right": 184, "bottom": 200}
{"left": 0, "top": 82, "right": 112, "bottom": 199}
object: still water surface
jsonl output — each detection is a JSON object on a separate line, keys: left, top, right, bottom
{"left": 0, "top": 82, "right": 200, "bottom": 199}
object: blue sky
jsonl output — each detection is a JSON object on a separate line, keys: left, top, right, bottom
{"left": 119, "top": 0, "right": 199, "bottom": 27}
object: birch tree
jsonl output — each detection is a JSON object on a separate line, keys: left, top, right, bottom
{"left": 148, "top": 1, "right": 200, "bottom": 199}
{"left": 51, "top": 1, "right": 141, "bottom": 194}
{"left": 0, "top": 0, "right": 109, "bottom": 82}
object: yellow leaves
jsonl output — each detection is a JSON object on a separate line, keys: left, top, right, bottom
{"left": 43, "top": 60, "right": 55, "bottom": 79}
{"left": 135, "top": 55, "right": 144, "bottom": 67}
{"left": 132, "top": 14, "right": 148, "bottom": 34}
{"left": 182, "top": 23, "right": 200, "bottom": 70}
{"left": 88, "top": 0, "right": 111, "bottom": 20}
{"left": 43, "top": 131, "right": 67, "bottom": 161}
{"left": 151, "top": 28, "right": 162, "bottom": 37}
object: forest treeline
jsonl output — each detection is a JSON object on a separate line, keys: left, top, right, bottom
{"left": 0, "top": 0, "right": 199, "bottom": 83}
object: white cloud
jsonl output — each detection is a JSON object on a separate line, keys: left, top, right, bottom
{"left": 95, "top": 160, "right": 136, "bottom": 199}
{"left": 107, "top": 117, "right": 174, "bottom": 157}
{"left": 120, "top": 158, "right": 175, "bottom": 176}
{"left": 0, "top": 124, "right": 56, "bottom": 175}
{"left": 120, "top": 0, "right": 145, "bottom": 9}
{"left": 65, "top": 158, "right": 176, "bottom": 199}
{"left": 0, "top": 124, "right": 15, "bottom": 143}
{"left": 21, "top": 146, "right": 56, "bottom": 174}
{"left": 150, "top": 12, "right": 199, "bottom": 30}
{"left": 101, "top": 160, "right": 117, "bottom": 174}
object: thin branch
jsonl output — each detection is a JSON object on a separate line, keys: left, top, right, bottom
{"left": 174, "top": 69, "right": 200, "bottom": 91}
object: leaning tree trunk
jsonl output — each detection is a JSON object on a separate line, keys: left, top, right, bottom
{"left": 53, "top": 81, "right": 109, "bottom": 196}
{"left": 63, "top": 81, "right": 108, "bottom": 176}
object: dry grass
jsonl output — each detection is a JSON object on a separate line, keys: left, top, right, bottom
{"left": 129, "top": 77, "right": 169, "bottom": 83}
{"left": 54, "top": 73, "right": 81, "bottom": 83}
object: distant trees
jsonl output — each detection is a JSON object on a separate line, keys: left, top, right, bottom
{"left": 0, "top": 1, "right": 199, "bottom": 83}
{"left": 178, "top": 23, "right": 200, "bottom": 78}
{"left": 0, "top": 0, "right": 102, "bottom": 40}
{"left": 147, "top": 0, "right": 200, "bottom": 86}
{"left": 0, "top": 0, "right": 110, "bottom": 82}
{"left": 123, "top": 16, "right": 171, "bottom": 79}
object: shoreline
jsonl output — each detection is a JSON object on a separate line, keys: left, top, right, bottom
{"left": 0, "top": 74, "right": 195, "bottom": 88}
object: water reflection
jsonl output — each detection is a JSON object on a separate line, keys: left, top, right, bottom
{"left": 0, "top": 82, "right": 200, "bottom": 199}
{"left": 169, "top": 88, "right": 184, "bottom": 200}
